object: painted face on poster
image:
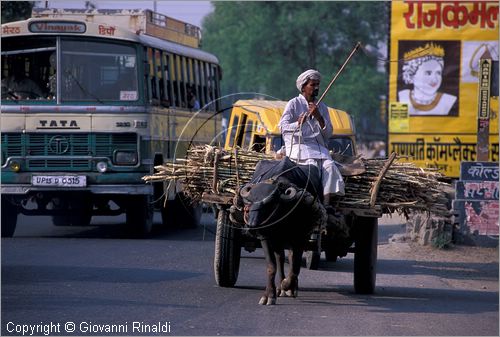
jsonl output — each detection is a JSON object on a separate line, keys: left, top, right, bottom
{"left": 397, "top": 41, "right": 460, "bottom": 116}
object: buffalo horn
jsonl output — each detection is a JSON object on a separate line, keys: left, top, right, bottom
{"left": 280, "top": 186, "right": 297, "bottom": 201}
{"left": 239, "top": 184, "right": 253, "bottom": 198}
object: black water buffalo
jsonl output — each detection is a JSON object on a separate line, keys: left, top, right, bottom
{"left": 232, "top": 157, "right": 327, "bottom": 305}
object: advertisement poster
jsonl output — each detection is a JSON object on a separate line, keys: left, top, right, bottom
{"left": 388, "top": 1, "right": 499, "bottom": 177}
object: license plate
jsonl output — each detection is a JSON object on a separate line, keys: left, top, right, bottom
{"left": 32, "top": 175, "right": 86, "bottom": 187}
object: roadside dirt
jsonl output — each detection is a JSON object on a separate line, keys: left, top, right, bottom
{"left": 377, "top": 214, "right": 499, "bottom": 292}
{"left": 378, "top": 213, "right": 499, "bottom": 264}
{"left": 380, "top": 241, "right": 499, "bottom": 264}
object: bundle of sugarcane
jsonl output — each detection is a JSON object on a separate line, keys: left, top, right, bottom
{"left": 143, "top": 145, "right": 452, "bottom": 217}
{"left": 144, "top": 145, "right": 273, "bottom": 201}
{"left": 333, "top": 154, "right": 452, "bottom": 218}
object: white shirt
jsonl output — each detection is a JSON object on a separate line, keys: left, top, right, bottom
{"left": 279, "top": 94, "right": 333, "bottom": 161}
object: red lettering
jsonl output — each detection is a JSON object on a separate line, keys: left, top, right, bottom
{"left": 403, "top": 0, "right": 498, "bottom": 29}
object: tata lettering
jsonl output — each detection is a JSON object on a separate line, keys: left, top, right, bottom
{"left": 37, "top": 120, "right": 79, "bottom": 129}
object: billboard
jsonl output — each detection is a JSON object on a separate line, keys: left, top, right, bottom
{"left": 388, "top": 0, "right": 499, "bottom": 177}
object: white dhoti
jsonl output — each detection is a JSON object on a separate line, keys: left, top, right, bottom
{"left": 293, "top": 158, "right": 345, "bottom": 196}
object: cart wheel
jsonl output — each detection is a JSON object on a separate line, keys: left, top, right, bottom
{"left": 353, "top": 216, "right": 378, "bottom": 294}
{"left": 305, "top": 250, "right": 320, "bottom": 270}
{"left": 214, "top": 209, "right": 241, "bottom": 287}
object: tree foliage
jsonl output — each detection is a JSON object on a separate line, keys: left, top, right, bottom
{"left": 202, "top": 1, "right": 388, "bottom": 138}
{"left": 1, "top": 1, "right": 34, "bottom": 23}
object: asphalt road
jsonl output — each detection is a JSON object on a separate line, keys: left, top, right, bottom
{"left": 1, "top": 212, "right": 498, "bottom": 336}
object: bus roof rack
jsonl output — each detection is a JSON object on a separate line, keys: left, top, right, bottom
{"left": 31, "top": 8, "right": 201, "bottom": 48}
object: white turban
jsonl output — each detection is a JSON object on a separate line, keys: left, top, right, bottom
{"left": 296, "top": 69, "right": 321, "bottom": 92}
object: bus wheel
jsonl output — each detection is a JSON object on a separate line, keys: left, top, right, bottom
{"left": 161, "top": 193, "right": 202, "bottom": 228}
{"left": 52, "top": 199, "right": 69, "bottom": 226}
{"left": 71, "top": 196, "right": 93, "bottom": 226}
{"left": 52, "top": 198, "right": 92, "bottom": 226}
{"left": 126, "top": 195, "right": 153, "bottom": 238}
{"left": 1, "top": 197, "right": 18, "bottom": 237}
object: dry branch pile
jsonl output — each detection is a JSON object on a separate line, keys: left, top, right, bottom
{"left": 143, "top": 145, "right": 452, "bottom": 218}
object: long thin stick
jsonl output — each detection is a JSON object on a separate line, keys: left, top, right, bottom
{"left": 316, "top": 41, "right": 361, "bottom": 105}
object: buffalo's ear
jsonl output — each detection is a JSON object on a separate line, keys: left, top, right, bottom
{"left": 280, "top": 186, "right": 297, "bottom": 202}
{"left": 240, "top": 184, "right": 253, "bottom": 198}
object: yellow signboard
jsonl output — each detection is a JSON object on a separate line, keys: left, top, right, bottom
{"left": 388, "top": 0, "right": 499, "bottom": 178}
{"left": 389, "top": 102, "right": 410, "bottom": 132}
{"left": 390, "top": 133, "right": 499, "bottom": 177}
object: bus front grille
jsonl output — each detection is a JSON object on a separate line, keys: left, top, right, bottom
{"left": 1, "top": 133, "right": 137, "bottom": 170}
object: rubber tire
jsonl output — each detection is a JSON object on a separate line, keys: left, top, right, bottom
{"left": 1, "top": 197, "right": 17, "bottom": 237}
{"left": 305, "top": 250, "right": 321, "bottom": 270}
{"left": 161, "top": 193, "right": 202, "bottom": 228}
{"left": 126, "top": 195, "right": 154, "bottom": 238}
{"left": 214, "top": 209, "right": 241, "bottom": 287}
{"left": 52, "top": 197, "right": 92, "bottom": 226}
{"left": 324, "top": 246, "right": 338, "bottom": 262}
{"left": 353, "top": 216, "right": 378, "bottom": 294}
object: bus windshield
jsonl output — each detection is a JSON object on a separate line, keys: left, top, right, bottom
{"left": 1, "top": 37, "right": 139, "bottom": 103}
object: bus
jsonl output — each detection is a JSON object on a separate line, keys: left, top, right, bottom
{"left": 1, "top": 8, "right": 223, "bottom": 237}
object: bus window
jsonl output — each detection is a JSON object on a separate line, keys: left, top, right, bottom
{"left": 172, "top": 54, "right": 181, "bottom": 107}
{"left": 163, "top": 53, "right": 173, "bottom": 107}
{"left": 180, "top": 56, "right": 187, "bottom": 107}
{"left": 60, "top": 40, "right": 138, "bottom": 102}
{"left": 1, "top": 37, "right": 56, "bottom": 101}
{"left": 212, "top": 64, "right": 221, "bottom": 111}
{"left": 158, "top": 51, "right": 169, "bottom": 107}
{"left": 208, "top": 64, "right": 216, "bottom": 108}
{"left": 151, "top": 48, "right": 161, "bottom": 103}
{"left": 200, "top": 61, "right": 207, "bottom": 107}
{"left": 204, "top": 62, "right": 211, "bottom": 108}
{"left": 195, "top": 59, "right": 204, "bottom": 108}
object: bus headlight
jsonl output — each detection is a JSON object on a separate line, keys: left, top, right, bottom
{"left": 96, "top": 161, "right": 108, "bottom": 173}
{"left": 9, "top": 161, "right": 21, "bottom": 172}
{"left": 114, "top": 151, "right": 138, "bottom": 165}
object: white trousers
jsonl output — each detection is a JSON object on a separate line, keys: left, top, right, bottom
{"left": 293, "top": 158, "right": 345, "bottom": 196}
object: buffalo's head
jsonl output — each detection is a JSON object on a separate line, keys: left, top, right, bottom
{"left": 238, "top": 179, "right": 314, "bottom": 229}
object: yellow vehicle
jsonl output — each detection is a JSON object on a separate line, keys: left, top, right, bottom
{"left": 224, "top": 99, "right": 357, "bottom": 156}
